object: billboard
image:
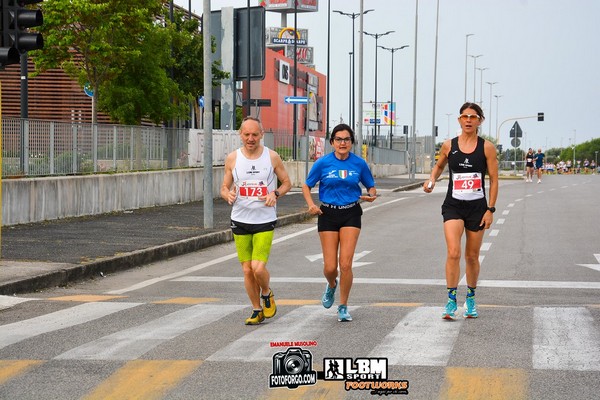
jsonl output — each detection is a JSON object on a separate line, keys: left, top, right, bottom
{"left": 362, "top": 102, "right": 395, "bottom": 126}
{"left": 261, "top": 0, "right": 318, "bottom": 13}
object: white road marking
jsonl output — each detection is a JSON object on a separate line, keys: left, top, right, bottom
{"left": 55, "top": 304, "right": 244, "bottom": 360}
{"left": 533, "top": 307, "right": 600, "bottom": 371}
{"left": 496, "top": 218, "right": 505, "bottom": 224}
{"left": 207, "top": 305, "right": 349, "bottom": 362}
{"left": 0, "top": 302, "right": 141, "bottom": 350}
{"left": 489, "top": 229, "right": 499, "bottom": 237}
{"left": 576, "top": 254, "right": 600, "bottom": 273}
{"left": 507, "top": 203, "right": 515, "bottom": 207}
{"left": 369, "top": 307, "right": 462, "bottom": 366}
{"left": 0, "top": 295, "right": 36, "bottom": 310}
{"left": 502, "top": 210, "right": 510, "bottom": 215}
{"left": 480, "top": 242, "right": 492, "bottom": 251}
{"left": 171, "top": 276, "right": 600, "bottom": 289}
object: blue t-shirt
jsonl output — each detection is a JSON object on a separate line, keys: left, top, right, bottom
{"left": 534, "top": 152, "right": 544, "bottom": 168}
{"left": 305, "top": 152, "right": 375, "bottom": 205}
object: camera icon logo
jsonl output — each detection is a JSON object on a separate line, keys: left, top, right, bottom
{"left": 269, "top": 347, "right": 317, "bottom": 389}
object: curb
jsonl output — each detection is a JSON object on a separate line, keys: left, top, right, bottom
{"left": 0, "top": 211, "right": 314, "bottom": 295}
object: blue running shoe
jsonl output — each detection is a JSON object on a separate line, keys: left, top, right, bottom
{"left": 442, "top": 300, "right": 457, "bottom": 320}
{"left": 321, "top": 279, "right": 337, "bottom": 309}
{"left": 463, "top": 297, "right": 478, "bottom": 318}
{"left": 337, "top": 304, "right": 352, "bottom": 322}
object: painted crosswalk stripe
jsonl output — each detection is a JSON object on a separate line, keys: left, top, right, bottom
{"left": 0, "top": 302, "right": 141, "bottom": 350}
{"left": 81, "top": 360, "right": 201, "bottom": 400}
{"left": 55, "top": 304, "right": 244, "bottom": 360}
{"left": 440, "top": 367, "right": 528, "bottom": 400}
{"left": 0, "top": 360, "right": 45, "bottom": 385}
{"left": 533, "top": 307, "right": 600, "bottom": 371}
{"left": 368, "top": 307, "right": 462, "bottom": 366}
{"left": 207, "top": 305, "right": 349, "bottom": 362}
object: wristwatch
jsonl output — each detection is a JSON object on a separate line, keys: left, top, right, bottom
{"left": 274, "top": 190, "right": 280, "bottom": 198}
{"left": 487, "top": 206, "right": 496, "bottom": 213}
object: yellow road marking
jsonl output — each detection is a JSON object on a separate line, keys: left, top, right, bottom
{"left": 440, "top": 367, "right": 528, "bottom": 400}
{"left": 47, "top": 295, "right": 127, "bottom": 302}
{"left": 82, "top": 360, "right": 201, "bottom": 400}
{"left": 153, "top": 297, "right": 220, "bottom": 304}
{"left": 0, "top": 360, "right": 44, "bottom": 385}
{"left": 266, "top": 380, "right": 343, "bottom": 400}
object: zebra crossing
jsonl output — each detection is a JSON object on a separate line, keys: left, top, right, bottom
{"left": 1, "top": 295, "right": 600, "bottom": 399}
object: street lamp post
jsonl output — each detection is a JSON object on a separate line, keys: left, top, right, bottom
{"left": 363, "top": 30, "right": 394, "bottom": 146}
{"left": 476, "top": 67, "right": 489, "bottom": 106}
{"left": 486, "top": 81, "right": 498, "bottom": 136}
{"left": 378, "top": 44, "right": 409, "bottom": 149}
{"left": 494, "top": 94, "right": 502, "bottom": 144}
{"left": 348, "top": 52, "right": 352, "bottom": 123}
{"left": 464, "top": 34, "right": 474, "bottom": 102}
{"left": 469, "top": 54, "right": 483, "bottom": 102}
{"left": 446, "top": 113, "right": 452, "bottom": 139}
{"left": 333, "top": 9, "right": 374, "bottom": 131}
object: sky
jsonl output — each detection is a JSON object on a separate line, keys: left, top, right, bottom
{"left": 175, "top": 0, "right": 600, "bottom": 151}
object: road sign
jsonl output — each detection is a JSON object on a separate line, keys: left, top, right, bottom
{"left": 511, "top": 138, "right": 521, "bottom": 148}
{"left": 509, "top": 121, "right": 523, "bottom": 138}
{"left": 84, "top": 83, "right": 93, "bottom": 97}
{"left": 284, "top": 96, "right": 309, "bottom": 105}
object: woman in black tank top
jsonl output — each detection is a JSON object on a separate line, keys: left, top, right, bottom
{"left": 423, "top": 103, "right": 499, "bottom": 320}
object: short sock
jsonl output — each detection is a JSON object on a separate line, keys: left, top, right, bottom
{"left": 447, "top": 288, "right": 457, "bottom": 302}
{"left": 467, "top": 286, "right": 476, "bottom": 298}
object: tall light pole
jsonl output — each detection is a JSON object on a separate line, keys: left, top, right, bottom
{"left": 348, "top": 51, "right": 352, "bottom": 123}
{"left": 379, "top": 44, "right": 409, "bottom": 149}
{"left": 410, "top": 0, "right": 418, "bottom": 181}
{"left": 430, "top": 0, "right": 440, "bottom": 170}
{"left": 486, "top": 81, "right": 498, "bottom": 137}
{"left": 363, "top": 30, "right": 395, "bottom": 146}
{"left": 469, "top": 54, "right": 482, "bottom": 102}
{"left": 476, "top": 66, "right": 488, "bottom": 106}
{"left": 333, "top": 8, "right": 374, "bottom": 131}
{"left": 464, "top": 34, "right": 474, "bottom": 102}
{"left": 446, "top": 113, "right": 452, "bottom": 139}
{"left": 494, "top": 94, "right": 502, "bottom": 144}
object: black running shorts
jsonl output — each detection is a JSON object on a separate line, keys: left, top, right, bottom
{"left": 317, "top": 202, "right": 363, "bottom": 232}
{"left": 441, "top": 198, "right": 487, "bottom": 232}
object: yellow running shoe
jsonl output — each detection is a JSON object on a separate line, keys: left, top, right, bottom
{"left": 245, "top": 309, "right": 264, "bottom": 325}
{"left": 261, "top": 289, "right": 277, "bottom": 318}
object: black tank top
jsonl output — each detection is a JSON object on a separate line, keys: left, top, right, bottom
{"left": 445, "top": 136, "right": 487, "bottom": 203}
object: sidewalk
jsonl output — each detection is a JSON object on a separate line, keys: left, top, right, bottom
{"left": 0, "top": 175, "right": 426, "bottom": 295}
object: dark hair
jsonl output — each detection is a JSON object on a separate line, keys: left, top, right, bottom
{"left": 459, "top": 102, "right": 485, "bottom": 120}
{"left": 240, "top": 116, "right": 264, "bottom": 132}
{"left": 330, "top": 123, "right": 355, "bottom": 144}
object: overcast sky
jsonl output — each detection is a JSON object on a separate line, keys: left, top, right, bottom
{"left": 176, "top": 0, "right": 599, "bottom": 150}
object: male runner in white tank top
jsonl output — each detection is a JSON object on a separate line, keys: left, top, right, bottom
{"left": 221, "top": 117, "right": 291, "bottom": 325}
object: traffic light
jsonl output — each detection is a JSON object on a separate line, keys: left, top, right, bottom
{"left": 1, "top": 0, "right": 43, "bottom": 66}
{"left": 537, "top": 112, "right": 544, "bottom": 122}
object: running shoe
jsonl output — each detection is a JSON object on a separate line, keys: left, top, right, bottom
{"left": 442, "top": 299, "right": 457, "bottom": 320}
{"left": 261, "top": 289, "right": 277, "bottom": 318}
{"left": 463, "top": 297, "right": 479, "bottom": 318}
{"left": 537, "top": 179, "right": 541, "bottom": 184}
{"left": 337, "top": 304, "right": 352, "bottom": 322}
{"left": 245, "top": 309, "right": 265, "bottom": 325}
{"left": 322, "top": 279, "right": 338, "bottom": 309}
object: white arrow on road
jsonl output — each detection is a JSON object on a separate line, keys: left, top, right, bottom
{"left": 577, "top": 254, "right": 600, "bottom": 273}
{"left": 305, "top": 251, "right": 373, "bottom": 268}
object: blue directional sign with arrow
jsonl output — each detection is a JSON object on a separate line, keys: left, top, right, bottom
{"left": 284, "top": 96, "right": 310, "bottom": 105}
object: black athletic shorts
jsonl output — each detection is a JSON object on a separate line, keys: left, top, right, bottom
{"left": 317, "top": 202, "right": 362, "bottom": 232}
{"left": 230, "top": 220, "right": 276, "bottom": 235}
{"left": 441, "top": 198, "right": 487, "bottom": 232}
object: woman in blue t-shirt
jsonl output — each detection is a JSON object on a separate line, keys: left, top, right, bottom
{"left": 302, "top": 123, "right": 377, "bottom": 322}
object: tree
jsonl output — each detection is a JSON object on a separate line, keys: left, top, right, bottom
{"left": 33, "top": 0, "right": 168, "bottom": 123}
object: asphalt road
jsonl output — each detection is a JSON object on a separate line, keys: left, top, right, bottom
{"left": 1, "top": 174, "right": 599, "bottom": 399}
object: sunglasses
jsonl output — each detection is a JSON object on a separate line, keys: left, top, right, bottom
{"left": 459, "top": 114, "right": 481, "bottom": 121}
{"left": 333, "top": 137, "right": 352, "bottom": 143}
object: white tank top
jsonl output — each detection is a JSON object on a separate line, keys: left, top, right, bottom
{"left": 231, "top": 146, "right": 277, "bottom": 224}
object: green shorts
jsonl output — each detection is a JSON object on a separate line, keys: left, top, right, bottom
{"left": 233, "top": 230, "right": 274, "bottom": 263}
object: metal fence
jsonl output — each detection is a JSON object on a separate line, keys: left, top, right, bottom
{"left": 2, "top": 118, "right": 413, "bottom": 178}
{"left": 1, "top": 118, "right": 188, "bottom": 177}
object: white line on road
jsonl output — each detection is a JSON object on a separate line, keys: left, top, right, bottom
{"left": 496, "top": 218, "right": 505, "bottom": 224}
{"left": 55, "top": 304, "right": 245, "bottom": 360}
{"left": 480, "top": 242, "right": 492, "bottom": 251}
{"left": 207, "top": 305, "right": 348, "bottom": 362}
{"left": 502, "top": 210, "right": 510, "bottom": 215}
{"left": 0, "top": 302, "right": 141, "bottom": 350}
{"left": 533, "top": 307, "right": 600, "bottom": 371}
{"left": 171, "top": 276, "right": 600, "bottom": 289}
{"left": 489, "top": 229, "right": 499, "bottom": 237}
{"left": 369, "top": 307, "right": 462, "bottom": 366}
